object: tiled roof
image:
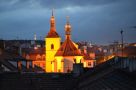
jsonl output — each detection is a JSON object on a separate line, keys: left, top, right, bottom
{"left": 55, "top": 39, "right": 82, "bottom": 56}
{"left": 46, "top": 30, "right": 60, "bottom": 38}
{"left": 83, "top": 53, "right": 94, "bottom": 60}
{"left": 23, "top": 47, "right": 45, "bottom": 54}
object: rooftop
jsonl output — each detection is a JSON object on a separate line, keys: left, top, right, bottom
{"left": 55, "top": 38, "right": 82, "bottom": 56}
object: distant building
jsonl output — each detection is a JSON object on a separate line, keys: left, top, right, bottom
{"left": 22, "top": 47, "right": 45, "bottom": 69}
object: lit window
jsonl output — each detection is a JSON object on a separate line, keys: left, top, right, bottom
{"left": 43, "top": 64, "right": 45, "bottom": 67}
{"left": 51, "top": 44, "right": 54, "bottom": 49}
{"left": 42, "top": 55, "right": 45, "bottom": 60}
{"left": 36, "top": 54, "right": 41, "bottom": 60}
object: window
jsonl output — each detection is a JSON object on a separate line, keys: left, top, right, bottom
{"left": 88, "top": 62, "right": 92, "bottom": 66}
{"left": 73, "top": 58, "right": 76, "bottom": 63}
{"left": 36, "top": 54, "right": 41, "bottom": 60}
{"left": 58, "top": 69, "right": 61, "bottom": 72}
{"left": 43, "top": 64, "right": 45, "bottom": 67}
{"left": 51, "top": 44, "right": 54, "bottom": 49}
{"left": 42, "top": 55, "right": 45, "bottom": 60}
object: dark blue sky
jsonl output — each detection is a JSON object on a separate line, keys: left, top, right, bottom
{"left": 0, "top": 0, "right": 136, "bottom": 44}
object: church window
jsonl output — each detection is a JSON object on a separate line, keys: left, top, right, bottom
{"left": 51, "top": 44, "right": 54, "bottom": 49}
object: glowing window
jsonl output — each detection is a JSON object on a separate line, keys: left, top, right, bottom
{"left": 51, "top": 44, "right": 54, "bottom": 49}
{"left": 36, "top": 54, "right": 41, "bottom": 60}
{"left": 42, "top": 55, "right": 45, "bottom": 60}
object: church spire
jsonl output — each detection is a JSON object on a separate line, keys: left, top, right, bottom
{"left": 66, "top": 16, "right": 70, "bottom": 24}
{"left": 52, "top": 8, "right": 54, "bottom": 16}
{"left": 46, "top": 9, "right": 59, "bottom": 38}
{"left": 65, "top": 16, "right": 71, "bottom": 40}
{"left": 50, "top": 9, "right": 56, "bottom": 31}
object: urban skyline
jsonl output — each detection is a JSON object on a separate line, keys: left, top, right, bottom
{"left": 0, "top": 1, "right": 136, "bottom": 89}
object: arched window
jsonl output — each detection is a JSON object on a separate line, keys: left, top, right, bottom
{"left": 51, "top": 44, "right": 54, "bottom": 49}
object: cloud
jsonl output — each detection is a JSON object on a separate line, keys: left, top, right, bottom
{"left": 0, "top": 0, "right": 122, "bottom": 13}
{"left": 0, "top": 0, "right": 136, "bottom": 44}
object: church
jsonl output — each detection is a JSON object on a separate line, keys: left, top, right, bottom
{"left": 45, "top": 10, "right": 95, "bottom": 73}
{"left": 45, "top": 12, "right": 83, "bottom": 73}
{"left": 22, "top": 10, "right": 96, "bottom": 73}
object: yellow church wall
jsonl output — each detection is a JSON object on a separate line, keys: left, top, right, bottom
{"left": 45, "top": 37, "right": 61, "bottom": 72}
{"left": 46, "top": 38, "right": 61, "bottom": 51}
{"left": 55, "top": 56, "right": 64, "bottom": 72}
{"left": 75, "top": 56, "right": 83, "bottom": 63}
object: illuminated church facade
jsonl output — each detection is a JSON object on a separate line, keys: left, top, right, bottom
{"left": 45, "top": 11, "right": 83, "bottom": 73}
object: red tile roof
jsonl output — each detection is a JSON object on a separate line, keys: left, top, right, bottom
{"left": 55, "top": 38, "right": 82, "bottom": 56}
{"left": 46, "top": 30, "right": 60, "bottom": 38}
{"left": 83, "top": 53, "right": 94, "bottom": 60}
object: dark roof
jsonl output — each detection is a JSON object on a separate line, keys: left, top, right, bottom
{"left": 23, "top": 47, "right": 45, "bottom": 54}
{"left": 78, "top": 58, "right": 136, "bottom": 90}
{"left": 124, "top": 46, "right": 136, "bottom": 56}
{"left": 55, "top": 39, "right": 82, "bottom": 56}
{"left": 79, "top": 69, "right": 136, "bottom": 89}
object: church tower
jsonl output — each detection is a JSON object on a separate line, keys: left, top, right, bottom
{"left": 55, "top": 17, "right": 83, "bottom": 73}
{"left": 65, "top": 16, "right": 71, "bottom": 40}
{"left": 45, "top": 10, "right": 61, "bottom": 72}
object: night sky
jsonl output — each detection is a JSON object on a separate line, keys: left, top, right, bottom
{"left": 0, "top": 0, "right": 136, "bottom": 44}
